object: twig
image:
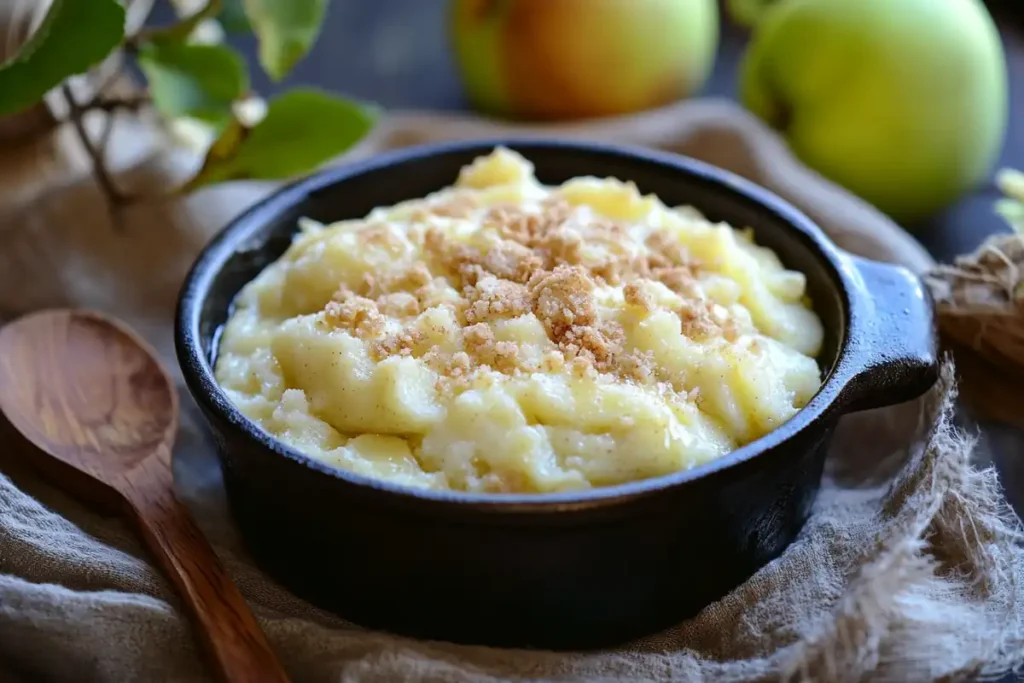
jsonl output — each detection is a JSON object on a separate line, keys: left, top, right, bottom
{"left": 56, "top": 94, "right": 152, "bottom": 123}
{"left": 61, "top": 84, "right": 131, "bottom": 230}
{"left": 86, "top": 94, "right": 152, "bottom": 114}
{"left": 98, "top": 110, "right": 117, "bottom": 161}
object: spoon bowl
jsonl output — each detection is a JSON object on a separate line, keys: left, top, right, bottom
{"left": 0, "top": 310, "right": 176, "bottom": 496}
{"left": 0, "top": 309, "right": 289, "bottom": 683}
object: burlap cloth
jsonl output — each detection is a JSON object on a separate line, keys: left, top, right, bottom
{"left": 1, "top": 98, "right": 1023, "bottom": 683}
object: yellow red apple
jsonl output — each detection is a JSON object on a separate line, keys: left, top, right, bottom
{"left": 449, "top": 0, "right": 719, "bottom": 121}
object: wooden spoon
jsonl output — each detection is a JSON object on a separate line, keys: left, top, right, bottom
{"left": 0, "top": 309, "right": 290, "bottom": 683}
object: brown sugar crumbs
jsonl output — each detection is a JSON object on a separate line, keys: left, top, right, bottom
{"left": 463, "top": 323, "right": 520, "bottom": 374}
{"left": 528, "top": 265, "right": 597, "bottom": 340}
{"left": 464, "top": 275, "right": 531, "bottom": 324}
{"left": 320, "top": 190, "right": 736, "bottom": 387}
{"left": 623, "top": 281, "right": 654, "bottom": 311}
{"left": 324, "top": 292, "right": 386, "bottom": 338}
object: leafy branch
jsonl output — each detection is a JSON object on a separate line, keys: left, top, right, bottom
{"left": 0, "top": 0, "right": 377, "bottom": 224}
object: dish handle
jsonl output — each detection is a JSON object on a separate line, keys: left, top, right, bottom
{"left": 833, "top": 255, "right": 940, "bottom": 413}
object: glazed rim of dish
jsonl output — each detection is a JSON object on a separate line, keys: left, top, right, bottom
{"left": 176, "top": 138, "right": 860, "bottom": 509}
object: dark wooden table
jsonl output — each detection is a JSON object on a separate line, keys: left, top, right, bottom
{"left": 151, "top": 0, "right": 1024, "bottom": 677}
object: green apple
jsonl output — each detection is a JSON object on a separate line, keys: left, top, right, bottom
{"left": 450, "top": 0, "right": 719, "bottom": 121}
{"left": 740, "top": 0, "right": 1008, "bottom": 223}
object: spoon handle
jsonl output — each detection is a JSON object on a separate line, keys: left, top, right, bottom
{"left": 118, "top": 456, "right": 290, "bottom": 683}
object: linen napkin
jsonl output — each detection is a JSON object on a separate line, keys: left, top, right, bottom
{"left": 0, "top": 97, "right": 1021, "bottom": 683}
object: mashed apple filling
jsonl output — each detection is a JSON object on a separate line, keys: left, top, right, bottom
{"left": 215, "top": 147, "right": 824, "bottom": 494}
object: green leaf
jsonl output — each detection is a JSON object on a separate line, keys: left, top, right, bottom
{"left": 138, "top": 42, "right": 248, "bottom": 125}
{"left": 997, "top": 168, "right": 1024, "bottom": 203}
{"left": 241, "top": 0, "right": 328, "bottom": 81}
{"left": 994, "top": 197, "right": 1024, "bottom": 233}
{"left": 0, "top": 0, "right": 125, "bottom": 115}
{"left": 184, "top": 88, "right": 378, "bottom": 190}
{"left": 218, "top": 0, "right": 252, "bottom": 33}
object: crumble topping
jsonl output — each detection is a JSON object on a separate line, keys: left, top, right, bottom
{"left": 319, "top": 188, "right": 745, "bottom": 392}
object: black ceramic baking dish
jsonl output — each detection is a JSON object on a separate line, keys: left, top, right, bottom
{"left": 176, "top": 139, "right": 938, "bottom": 651}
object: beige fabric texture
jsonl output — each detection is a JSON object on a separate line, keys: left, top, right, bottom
{"left": 0, "top": 98, "right": 1022, "bottom": 683}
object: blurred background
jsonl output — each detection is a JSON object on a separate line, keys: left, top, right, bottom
{"left": 150, "top": 0, "right": 1024, "bottom": 263}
